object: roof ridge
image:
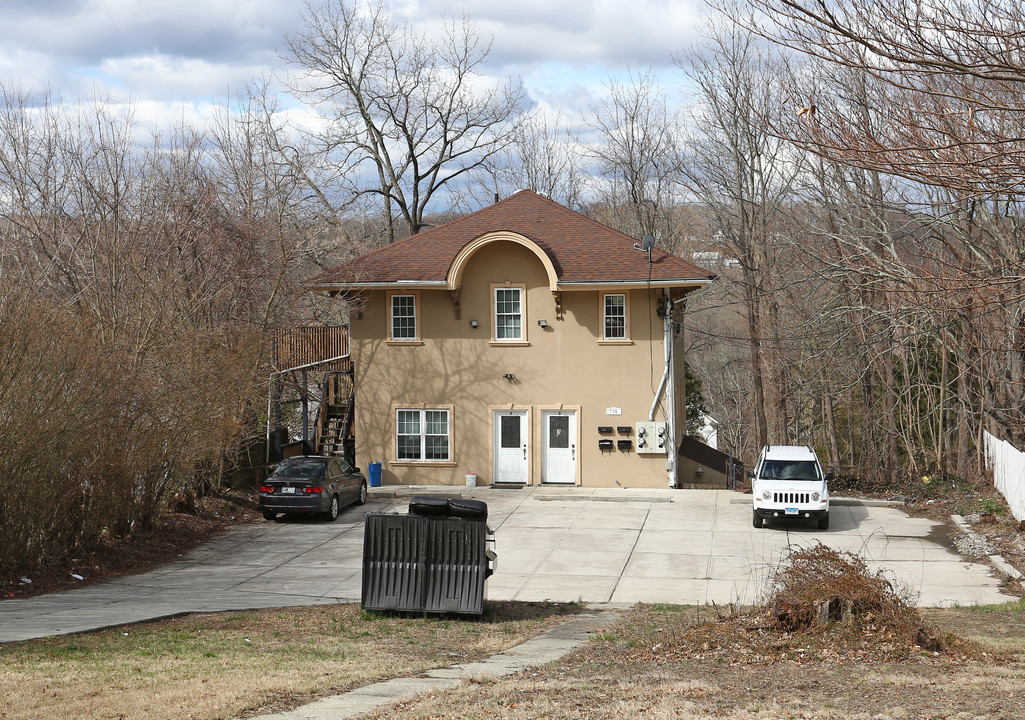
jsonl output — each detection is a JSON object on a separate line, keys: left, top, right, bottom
{"left": 411, "top": 194, "right": 522, "bottom": 243}
{"left": 515, "top": 191, "right": 675, "bottom": 259}
{"left": 309, "top": 195, "right": 529, "bottom": 281}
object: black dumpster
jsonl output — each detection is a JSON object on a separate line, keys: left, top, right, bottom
{"left": 361, "top": 497, "right": 496, "bottom": 615}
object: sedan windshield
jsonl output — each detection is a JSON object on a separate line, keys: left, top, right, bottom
{"left": 271, "top": 460, "right": 327, "bottom": 480}
{"left": 760, "top": 460, "right": 820, "bottom": 481}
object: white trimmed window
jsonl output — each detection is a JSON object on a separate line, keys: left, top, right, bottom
{"left": 603, "top": 293, "right": 627, "bottom": 340}
{"left": 396, "top": 409, "right": 450, "bottom": 461}
{"left": 390, "top": 293, "right": 417, "bottom": 340}
{"left": 494, "top": 287, "right": 523, "bottom": 341}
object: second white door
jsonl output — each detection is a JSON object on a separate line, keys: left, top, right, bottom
{"left": 542, "top": 409, "right": 577, "bottom": 484}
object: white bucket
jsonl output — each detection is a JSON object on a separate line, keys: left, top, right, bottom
{"left": 465, "top": 472, "right": 477, "bottom": 487}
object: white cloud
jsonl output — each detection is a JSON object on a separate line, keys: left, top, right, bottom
{"left": 1, "top": 0, "right": 298, "bottom": 65}
{"left": 402, "top": 0, "right": 703, "bottom": 68}
{"left": 0, "top": 0, "right": 706, "bottom": 131}
{"left": 91, "top": 54, "right": 275, "bottom": 102}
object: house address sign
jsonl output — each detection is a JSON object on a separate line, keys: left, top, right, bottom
{"left": 605, "top": 407, "right": 622, "bottom": 415}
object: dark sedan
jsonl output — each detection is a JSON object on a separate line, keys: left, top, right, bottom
{"left": 259, "top": 456, "right": 367, "bottom": 521}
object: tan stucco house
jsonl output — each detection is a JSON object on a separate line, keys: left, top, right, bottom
{"left": 311, "top": 190, "right": 714, "bottom": 488}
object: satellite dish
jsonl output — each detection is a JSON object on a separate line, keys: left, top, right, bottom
{"left": 641, "top": 234, "right": 655, "bottom": 252}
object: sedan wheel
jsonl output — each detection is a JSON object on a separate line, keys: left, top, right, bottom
{"left": 325, "top": 495, "right": 340, "bottom": 522}
{"left": 262, "top": 511, "right": 277, "bottom": 521}
{"left": 356, "top": 481, "right": 368, "bottom": 506}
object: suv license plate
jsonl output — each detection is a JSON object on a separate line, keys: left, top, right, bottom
{"left": 785, "top": 507, "right": 799, "bottom": 515}
{"left": 281, "top": 487, "right": 296, "bottom": 494}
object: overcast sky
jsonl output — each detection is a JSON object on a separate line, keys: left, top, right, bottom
{"left": 0, "top": 0, "right": 707, "bottom": 126}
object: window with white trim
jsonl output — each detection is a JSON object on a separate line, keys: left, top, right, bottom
{"left": 603, "top": 293, "right": 627, "bottom": 340}
{"left": 494, "top": 287, "right": 523, "bottom": 340}
{"left": 396, "top": 409, "right": 450, "bottom": 461}
{"left": 390, "top": 294, "right": 417, "bottom": 340}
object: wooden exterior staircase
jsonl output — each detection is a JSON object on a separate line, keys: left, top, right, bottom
{"left": 314, "top": 371, "right": 355, "bottom": 463}
{"left": 267, "top": 325, "right": 352, "bottom": 464}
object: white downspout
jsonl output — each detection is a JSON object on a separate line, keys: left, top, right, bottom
{"left": 665, "top": 294, "right": 678, "bottom": 489}
{"left": 648, "top": 291, "right": 678, "bottom": 488}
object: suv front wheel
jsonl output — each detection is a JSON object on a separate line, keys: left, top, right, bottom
{"left": 752, "top": 510, "right": 763, "bottom": 529}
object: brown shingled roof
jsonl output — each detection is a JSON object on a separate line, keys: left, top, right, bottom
{"left": 310, "top": 190, "right": 714, "bottom": 288}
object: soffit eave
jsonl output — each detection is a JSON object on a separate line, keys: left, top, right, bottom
{"left": 310, "top": 280, "right": 449, "bottom": 293}
{"left": 556, "top": 278, "right": 715, "bottom": 290}
{"left": 311, "top": 277, "right": 715, "bottom": 294}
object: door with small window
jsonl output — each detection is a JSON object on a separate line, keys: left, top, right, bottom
{"left": 493, "top": 410, "right": 528, "bottom": 484}
{"left": 542, "top": 410, "right": 577, "bottom": 484}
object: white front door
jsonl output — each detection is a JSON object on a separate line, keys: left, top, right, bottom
{"left": 493, "top": 410, "right": 528, "bottom": 484}
{"left": 542, "top": 410, "right": 577, "bottom": 484}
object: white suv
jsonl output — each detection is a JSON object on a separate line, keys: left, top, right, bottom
{"left": 750, "top": 445, "right": 833, "bottom": 530}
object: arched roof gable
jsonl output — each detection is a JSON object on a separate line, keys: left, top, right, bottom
{"left": 447, "top": 231, "right": 559, "bottom": 292}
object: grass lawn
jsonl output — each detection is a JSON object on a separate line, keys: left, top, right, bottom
{"left": 0, "top": 601, "right": 580, "bottom": 720}
{"left": 3, "top": 594, "right": 1024, "bottom": 719}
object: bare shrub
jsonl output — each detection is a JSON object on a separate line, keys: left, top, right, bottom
{"left": 0, "top": 291, "right": 268, "bottom": 572}
{"left": 0, "top": 292, "right": 128, "bottom": 568}
{"left": 764, "top": 543, "right": 925, "bottom": 644}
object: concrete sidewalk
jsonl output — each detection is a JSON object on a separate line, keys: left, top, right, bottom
{"left": 0, "top": 487, "right": 1016, "bottom": 643}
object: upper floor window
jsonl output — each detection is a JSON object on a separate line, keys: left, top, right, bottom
{"left": 390, "top": 292, "right": 418, "bottom": 341}
{"left": 494, "top": 286, "right": 523, "bottom": 341}
{"left": 603, "top": 293, "right": 627, "bottom": 340}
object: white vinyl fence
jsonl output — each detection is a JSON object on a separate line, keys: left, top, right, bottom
{"left": 983, "top": 430, "right": 1025, "bottom": 522}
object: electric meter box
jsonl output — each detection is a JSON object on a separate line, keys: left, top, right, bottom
{"left": 635, "top": 421, "right": 668, "bottom": 455}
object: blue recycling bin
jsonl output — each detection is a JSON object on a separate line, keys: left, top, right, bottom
{"left": 368, "top": 462, "right": 382, "bottom": 487}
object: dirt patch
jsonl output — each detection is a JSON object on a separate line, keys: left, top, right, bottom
{"left": 0, "top": 491, "right": 262, "bottom": 600}
{"left": 958, "top": 515, "right": 1025, "bottom": 571}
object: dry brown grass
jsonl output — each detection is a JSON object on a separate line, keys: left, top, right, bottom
{"left": 0, "top": 601, "right": 580, "bottom": 720}
{"left": 366, "top": 601, "right": 1025, "bottom": 720}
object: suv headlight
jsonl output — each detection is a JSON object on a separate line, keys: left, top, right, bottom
{"left": 812, "top": 492, "right": 820, "bottom": 501}
{"left": 762, "top": 490, "right": 772, "bottom": 500}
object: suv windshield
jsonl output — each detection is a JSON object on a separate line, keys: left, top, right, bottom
{"left": 271, "top": 460, "right": 327, "bottom": 480}
{"left": 759, "top": 460, "right": 820, "bottom": 481}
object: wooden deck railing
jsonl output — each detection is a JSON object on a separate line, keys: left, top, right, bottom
{"left": 271, "top": 325, "right": 350, "bottom": 372}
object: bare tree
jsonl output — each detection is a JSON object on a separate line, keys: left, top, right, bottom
{"left": 742, "top": 0, "right": 1025, "bottom": 476}
{"left": 676, "top": 24, "right": 806, "bottom": 452}
{"left": 748, "top": 0, "right": 1025, "bottom": 197}
{"left": 283, "top": 0, "right": 525, "bottom": 241}
{"left": 474, "top": 108, "right": 585, "bottom": 209}
{"left": 585, "top": 70, "right": 687, "bottom": 251}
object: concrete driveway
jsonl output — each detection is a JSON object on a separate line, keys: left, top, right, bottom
{"left": 0, "top": 487, "right": 1016, "bottom": 642}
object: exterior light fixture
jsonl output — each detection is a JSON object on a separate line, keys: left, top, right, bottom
{"left": 469, "top": 320, "right": 478, "bottom": 328}
{"left": 537, "top": 319, "right": 547, "bottom": 328}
